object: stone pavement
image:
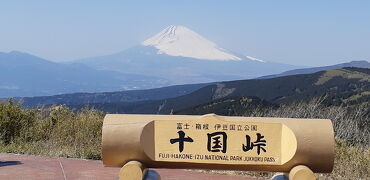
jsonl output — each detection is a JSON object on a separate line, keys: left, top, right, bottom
{"left": 0, "top": 153, "right": 259, "bottom": 180}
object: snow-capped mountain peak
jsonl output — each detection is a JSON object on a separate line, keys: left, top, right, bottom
{"left": 142, "top": 25, "right": 242, "bottom": 61}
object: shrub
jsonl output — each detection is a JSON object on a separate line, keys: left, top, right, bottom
{"left": 0, "top": 100, "right": 104, "bottom": 159}
{"left": 0, "top": 99, "right": 37, "bottom": 145}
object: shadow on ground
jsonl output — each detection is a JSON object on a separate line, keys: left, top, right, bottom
{"left": 144, "top": 169, "right": 161, "bottom": 180}
{"left": 0, "top": 161, "right": 22, "bottom": 167}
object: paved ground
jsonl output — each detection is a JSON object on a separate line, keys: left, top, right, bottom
{"left": 0, "top": 153, "right": 259, "bottom": 180}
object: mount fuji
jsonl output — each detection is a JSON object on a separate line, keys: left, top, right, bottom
{"left": 74, "top": 25, "right": 299, "bottom": 85}
{"left": 142, "top": 25, "right": 242, "bottom": 61}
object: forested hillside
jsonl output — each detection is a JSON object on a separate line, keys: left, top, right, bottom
{"left": 66, "top": 67, "right": 369, "bottom": 114}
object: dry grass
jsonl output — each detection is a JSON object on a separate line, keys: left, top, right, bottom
{"left": 245, "top": 97, "right": 369, "bottom": 147}
{"left": 320, "top": 139, "right": 369, "bottom": 180}
{"left": 315, "top": 68, "right": 370, "bottom": 85}
{"left": 0, "top": 98, "right": 369, "bottom": 179}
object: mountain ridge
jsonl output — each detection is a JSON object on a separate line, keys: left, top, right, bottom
{"left": 17, "top": 83, "right": 211, "bottom": 107}
{"left": 18, "top": 67, "right": 370, "bottom": 114}
{"left": 258, "top": 60, "right": 370, "bottom": 79}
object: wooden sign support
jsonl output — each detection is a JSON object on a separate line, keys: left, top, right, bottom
{"left": 119, "top": 161, "right": 146, "bottom": 180}
{"left": 119, "top": 162, "right": 161, "bottom": 180}
{"left": 103, "top": 114, "right": 333, "bottom": 180}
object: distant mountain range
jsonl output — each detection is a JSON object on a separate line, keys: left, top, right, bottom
{"left": 0, "top": 25, "right": 300, "bottom": 98}
{"left": 72, "top": 25, "right": 299, "bottom": 85}
{"left": 20, "top": 67, "right": 370, "bottom": 114}
{"left": 17, "top": 59, "right": 370, "bottom": 108}
{"left": 1, "top": 25, "right": 369, "bottom": 98}
{"left": 0, "top": 51, "right": 170, "bottom": 97}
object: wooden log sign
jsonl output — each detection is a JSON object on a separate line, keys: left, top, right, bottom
{"left": 102, "top": 114, "right": 334, "bottom": 173}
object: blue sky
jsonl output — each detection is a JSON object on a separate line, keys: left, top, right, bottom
{"left": 0, "top": 0, "right": 369, "bottom": 66}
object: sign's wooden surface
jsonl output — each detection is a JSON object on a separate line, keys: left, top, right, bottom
{"left": 102, "top": 114, "right": 334, "bottom": 173}
{"left": 141, "top": 115, "right": 297, "bottom": 165}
